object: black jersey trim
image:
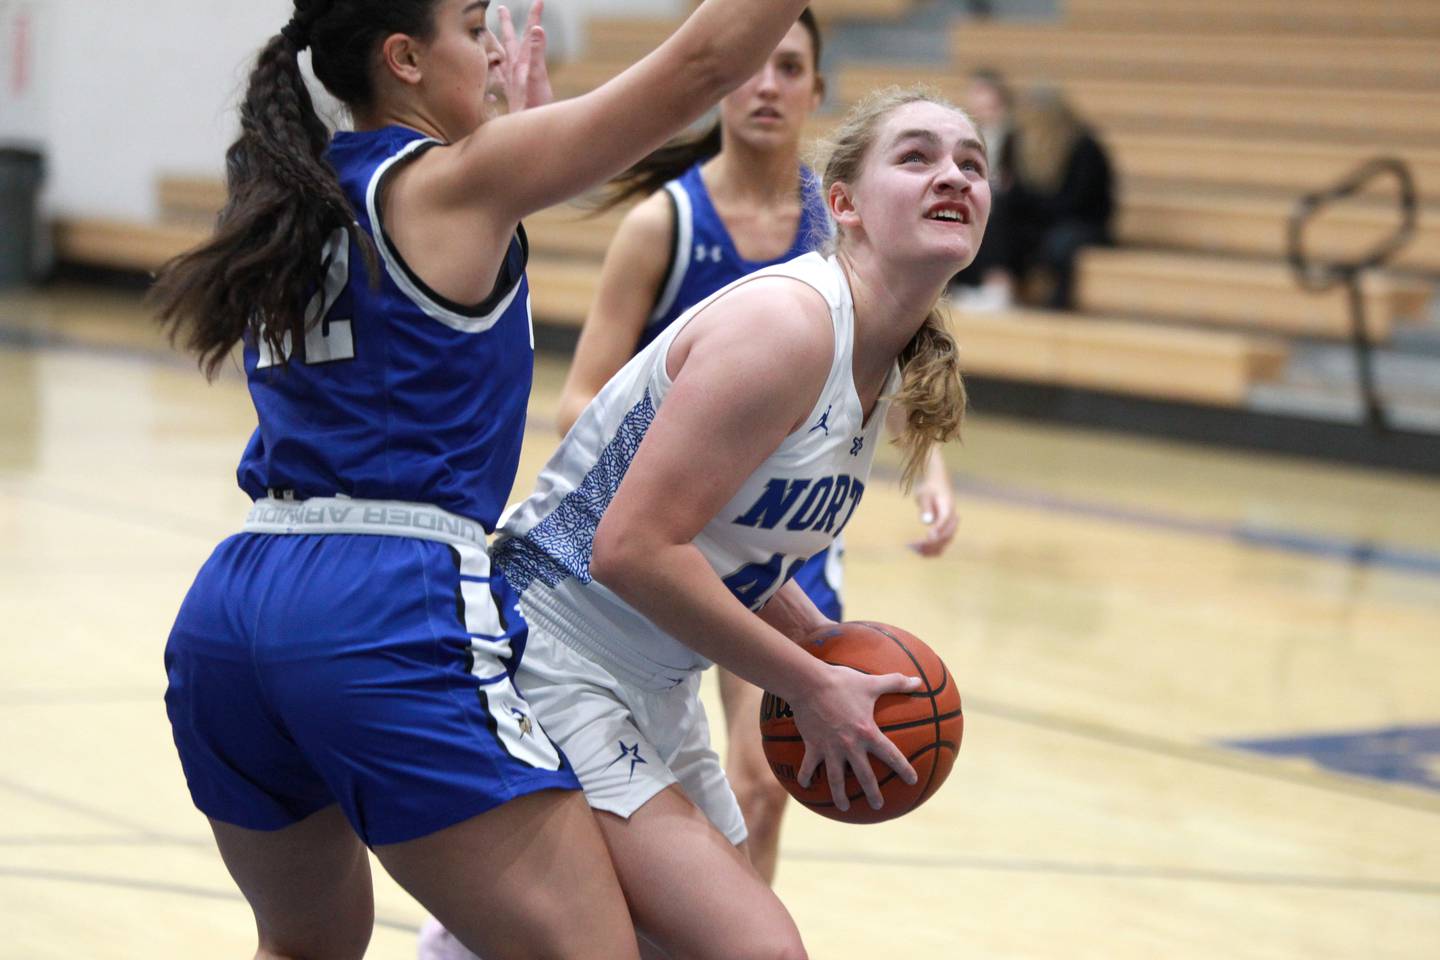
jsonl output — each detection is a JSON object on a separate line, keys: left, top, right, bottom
{"left": 371, "top": 140, "right": 530, "bottom": 320}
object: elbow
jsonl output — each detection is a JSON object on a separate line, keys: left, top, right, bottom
{"left": 685, "top": 40, "right": 748, "bottom": 105}
{"left": 590, "top": 515, "right": 641, "bottom": 596}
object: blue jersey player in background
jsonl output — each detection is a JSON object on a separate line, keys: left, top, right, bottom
{"left": 553, "top": 9, "right": 959, "bottom": 888}
{"left": 149, "top": 0, "right": 815, "bottom": 957}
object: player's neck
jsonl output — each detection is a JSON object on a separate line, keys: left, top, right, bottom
{"left": 351, "top": 103, "right": 450, "bottom": 144}
{"left": 705, "top": 141, "right": 801, "bottom": 209}
{"left": 839, "top": 249, "right": 950, "bottom": 391}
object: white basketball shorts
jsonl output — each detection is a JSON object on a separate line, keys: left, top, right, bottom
{"left": 514, "top": 627, "right": 748, "bottom": 846}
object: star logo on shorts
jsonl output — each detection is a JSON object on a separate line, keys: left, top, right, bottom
{"left": 603, "top": 740, "right": 648, "bottom": 783}
{"left": 510, "top": 707, "right": 534, "bottom": 738}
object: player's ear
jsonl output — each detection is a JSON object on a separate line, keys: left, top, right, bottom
{"left": 379, "top": 32, "right": 425, "bottom": 86}
{"left": 828, "top": 180, "right": 859, "bottom": 230}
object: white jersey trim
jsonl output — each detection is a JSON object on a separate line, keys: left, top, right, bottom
{"left": 649, "top": 181, "right": 695, "bottom": 326}
{"left": 364, "top": 139, "right": 523, "bottom": 334}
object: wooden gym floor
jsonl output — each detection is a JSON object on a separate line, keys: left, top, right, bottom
{"left": 2, "top": 284, "right": 1438, "bottom": 959}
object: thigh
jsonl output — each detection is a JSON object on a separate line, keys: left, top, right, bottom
{"left": 377, "top": 788, "right": 639, "bottom": 960}
{"left": 598, "top": 786, "right": 805, "bottom": 960}
{"left": 210, "top": 805, "right": 374, "bottom": 960}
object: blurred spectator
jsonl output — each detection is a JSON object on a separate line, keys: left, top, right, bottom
{"left": 952, "top": 85, "right": 1114, "bottom": 311}
{"left": 1005, "top": 89, "right": 1114, "bottom": 309}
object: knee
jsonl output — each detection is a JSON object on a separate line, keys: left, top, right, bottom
{"left": 256, "top": 922, "right": 371, "bottom": 960}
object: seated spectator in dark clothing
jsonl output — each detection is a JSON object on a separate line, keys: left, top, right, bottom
{"left": 1005, "top": 89, "right": 1114, "bottom": 309}
{"left": 952, "top": 86, "right": 1114, "bottom": 311}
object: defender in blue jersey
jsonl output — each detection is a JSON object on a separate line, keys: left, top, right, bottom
{"left": 551, "top": 10, "right": 960, "bottom": 890}
{"left": 148, "top": 1, "right": 816, "bottom": 957}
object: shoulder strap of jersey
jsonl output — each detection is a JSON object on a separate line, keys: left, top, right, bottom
{"left": 649, "top": 179, "right": 695, "bottom": 325}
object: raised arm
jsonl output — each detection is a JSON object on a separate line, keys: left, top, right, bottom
{"left": 589, "top": 279, "right": 919, "bottom": 812}
{"left": 441, "top": 0, "right": 811, "bottom": 221}
{"left": 556, "top": 192, "right": 675, "bottom": 435}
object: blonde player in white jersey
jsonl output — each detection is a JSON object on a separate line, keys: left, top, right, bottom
{"left": 433, "top": 86, "right": 989, "bottom": 959}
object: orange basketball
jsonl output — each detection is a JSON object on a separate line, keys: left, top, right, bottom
{"left": 759, "top": 620, "right": 963, "bottom": 824}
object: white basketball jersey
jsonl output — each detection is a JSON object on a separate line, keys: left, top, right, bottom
{"left": 493, "top": 252, "right": 898, "bottom": 689}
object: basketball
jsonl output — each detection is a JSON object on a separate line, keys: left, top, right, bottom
{"left": 759, "top": 621, "right": 963, "bottom": 824}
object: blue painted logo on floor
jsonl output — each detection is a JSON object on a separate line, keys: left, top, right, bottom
{"left": 1225, "top": 725, "right": 1440, "bottom": 793}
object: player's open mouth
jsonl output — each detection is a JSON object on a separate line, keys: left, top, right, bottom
{"left": 925, "top": 204, "right": 971, "bottom": 225}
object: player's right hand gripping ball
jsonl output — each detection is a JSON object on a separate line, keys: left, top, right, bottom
{"left": 760, "top": 621, "right": 963, "bottom": 824}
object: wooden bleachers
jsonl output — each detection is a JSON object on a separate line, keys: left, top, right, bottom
{"left": 949, "top": 24, "right": 1440, "bottom": 91}
{"left": 1075, "top": 249, "right": 1432, "bottom": 341}
{"left": 1102, "top": 133, "right": 1440, "bottom": 206}
{"left": 835, "top": 68, "right": 1440, "bottom": 146}
{"left": 953, "top": 309, "right": 1288, "bottom": 407}
{"left": 527, "top": 251, "right": 1289, "bottom": 407}
{"left": 52, "top": 217, "right": 206, "bottom": 274}
{"left": 1064, "top": 0, "right": 1440, "bottom": 38}
{"left": 1117, "top": 187, "right": 1440, "bottom": 274}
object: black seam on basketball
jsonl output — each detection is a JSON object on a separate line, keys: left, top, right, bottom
{"left": 762, "top": 705, "right": 964, "bottom": 745}
{"left": 878, "top": 708, "right": 963, "bottom": 733}
{"left": 855, "top": 621, "right": 943, "bottom": 802}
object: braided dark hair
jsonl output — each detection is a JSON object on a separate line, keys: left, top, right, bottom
{"left": 595, "top": 7, "right": 822, "bottom": 212}
{"left": 150, "top": 0, "right": 442, "bottom": 379}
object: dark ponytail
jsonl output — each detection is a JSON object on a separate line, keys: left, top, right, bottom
{"left": 596, "top": 123, "right": 725, "bottom": 212}
{"left": 594, "top": 6, "right": 823, "bottom": 213}
{"left": 150, "top": 0, "right": 440, "bottom": 379}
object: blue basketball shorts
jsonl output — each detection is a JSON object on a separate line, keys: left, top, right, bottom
{"left": 164, "top": 530, "right": 580, "bottom": 846}
{"left": 792, "top": 541, "right": 844, "bottom": 622}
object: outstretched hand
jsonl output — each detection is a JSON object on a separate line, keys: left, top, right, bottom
{"left": 496, "top": 2, "right": 552, "bottom": 114}
{"left": 792, "top": 663, "right": 920, "bottom": 813}
{"left": 909, "top": 450, "right": 958, "bottom": 557}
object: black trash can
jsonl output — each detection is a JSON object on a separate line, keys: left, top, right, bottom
{"left": 0, "top": 146, "right": 45, "bottom": 288}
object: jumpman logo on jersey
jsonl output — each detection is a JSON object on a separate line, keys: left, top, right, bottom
{"left": 809, "top": 405, "right": 833, "bottom": 436}
{"left": 604, "top": 740, "right": 648, "bottom": 782}
{"left": 510, "top": 707, "right": 534, "bottom": 738}
{"left": 850, "top": 436, "right": 865, "bottom": 456}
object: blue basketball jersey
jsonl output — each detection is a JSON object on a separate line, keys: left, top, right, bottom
{"left": 636, "top": 162, "right": 830, "bottom": 352}
{"left": 236, "top": 125, "right": 534, "bottom": 530}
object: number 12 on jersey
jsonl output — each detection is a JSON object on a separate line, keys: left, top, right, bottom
{"left": 257, "top": 228, "right": 355, "bottom": 368}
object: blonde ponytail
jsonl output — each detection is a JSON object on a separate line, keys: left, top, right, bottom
{"left": 891, "top": 304, "right": 966, "bottom": 490}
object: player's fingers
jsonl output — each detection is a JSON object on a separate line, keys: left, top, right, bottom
{"left": 935, "top": 509, "right": 960, "bottom": 543}
{"left": 871, "top": 731, "right": 918, "bottom": 786}
{"left": 527, "top": 0, "right": 545, "bottom": 33}
{"left": 798, "top": 745, "right": 820, "bottom": 789}
{"left": 849, "top": 749, "right": 884, "bottom": 810}
{"left": 826, "top": 752, "right": 850, "bottom": 812}
{"left": 497, "top": 4, "right": 517, "bottom": 51}
{"left": 876, "top": 672, "right": 923, "bottom": 696}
